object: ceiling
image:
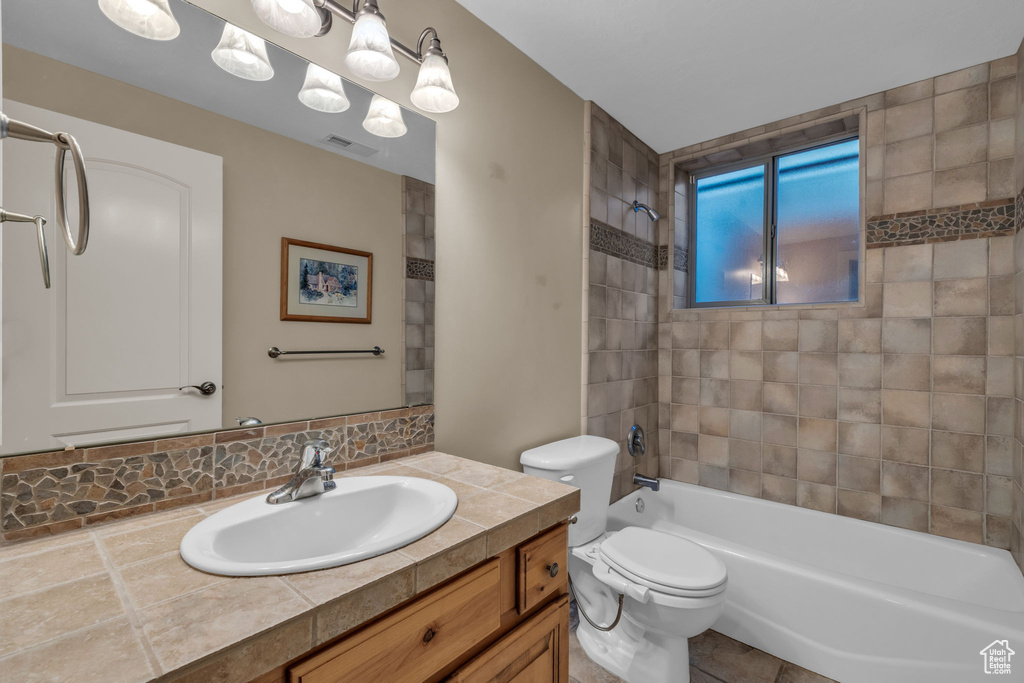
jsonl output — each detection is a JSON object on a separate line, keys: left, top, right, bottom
{"left": 454, "top": 0, "right": 1024, "bottom": 154}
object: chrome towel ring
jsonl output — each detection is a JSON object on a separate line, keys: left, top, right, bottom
{"left": 0, "top": 208, "right": 50, "bottom": 288}
{"left": 0, "top": 111, "right": 89, "bottom": 256}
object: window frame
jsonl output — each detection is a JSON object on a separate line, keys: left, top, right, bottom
{"left": 687, "top": 133, "right": 860, "bottom": 309}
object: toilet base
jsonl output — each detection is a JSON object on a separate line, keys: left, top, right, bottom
{"left": 576, "top": 616, "right": 692, "bottom": 683}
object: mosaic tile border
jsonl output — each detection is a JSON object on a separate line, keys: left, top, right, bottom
{"left": 656, "top": 245, "right": 689, "bottom": 273}
{"left": 1016, "top": 188, "right": 1023, "bottom": 233}
{"left": 656, "top": 245, "right": 668, "bottom": 270}
{"left": 674, "top": 245, "right": 688, "bottom": 273}
{"left": 0, "top": 405, "right": 434, "bottom": 542}
{"left": 590, "top": 220, "right": 657, "bottom": 268}
{"left": 406, "top": 257, "right": 435, "bottom": 281}
{"left": 866, "top": 199, "right": 1015, "bottom": 248}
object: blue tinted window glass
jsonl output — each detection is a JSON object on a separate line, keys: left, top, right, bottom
{"left": 694, "top": 165, "right": 766, "bottom": 304}
{"left": 775, "top": 139, "right": 860, "bottom": 304}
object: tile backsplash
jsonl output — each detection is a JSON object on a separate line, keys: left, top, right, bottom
{"left": 0, "top": 405, "right": 434, "bottom": 543}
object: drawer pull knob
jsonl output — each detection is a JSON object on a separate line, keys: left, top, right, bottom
{"left": 547, "top": 563, "right": 559, "bottom": 578}
{"left": 423, "top": 628, "right": 436, "bottom": 643}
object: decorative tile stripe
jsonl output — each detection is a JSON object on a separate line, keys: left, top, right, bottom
{"left": 406, "top": 257, "right": 435, "bottom": 281}
{"left": 866, "top": 199, "right": 1016, "bottom": 248}
{"left": 674, "top": 245, "right": 688, "bottom": 273}
{"left": 590, "top": 220, "right": 657, "bottom": 268}
{"left": 0, "top": 406, "right": 435, "bottom": 542}
{"left": 1016, "top": 188, "right": 1023, "bottom": 233}
{"left": 656, "top": 245, "right": 668, "bottom": 270}
{"left": 657, "top": 245, "right": 689, "bottom": 272}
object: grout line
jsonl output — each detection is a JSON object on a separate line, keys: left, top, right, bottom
{"left": 0, "top": 568, "right": 109, "bottom": 602}
{"left": 279, "top": 576, "right": 317, "bottom": 610}
{"left": 90, "top": 533, "right": 163, "bottom": 677}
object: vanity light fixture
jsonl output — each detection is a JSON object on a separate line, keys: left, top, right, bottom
{"left": 362, "top": 94, "right": 407, "bottom": 138}
{"left": 344, "top": 0, "right": 400, "bottom": 82}
{"left": 299, "top": 63, "right": 351, "bottom": 113}
{"left": 98, "top": 0, "right": 181, "bottom": 40}
{"left": 212, "top": 23, "right": 275, "bottom": 81}
{"left": 251, "top": 0, "right": 331, "bottom": 38}
{"left": 410, "top": 31, "right": 459, "bottom": 113}
{"left": 252, "top": 0, "right": 460, "bottom": 111}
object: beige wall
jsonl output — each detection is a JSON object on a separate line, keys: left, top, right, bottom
{"left": 4, "top": 46, "right": 405, "bottom": 426}
{"left": 191, "top": 0, "right": 586, "bottom": 471}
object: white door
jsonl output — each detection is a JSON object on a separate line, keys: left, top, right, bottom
{"left": 1, "top": 100, "right": 223, "bottom": 453}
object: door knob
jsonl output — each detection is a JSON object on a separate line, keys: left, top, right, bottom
{"left": 547, "top": 562, "right": 559, "bottom": 578}
{"left": 179, "top": 382, "right": 217, "bottom": 396}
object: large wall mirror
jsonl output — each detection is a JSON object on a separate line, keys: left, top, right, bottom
{"left": 0, "top": 0, "right": 435, "bottom": 456}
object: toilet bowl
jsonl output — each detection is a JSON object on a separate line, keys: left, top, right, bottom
{"left": 521, "top": 436, "right": 728, "bottom": 683}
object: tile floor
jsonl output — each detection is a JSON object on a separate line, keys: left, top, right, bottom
{"left": 569, "top": 628, "right": 836, "bottom": 683}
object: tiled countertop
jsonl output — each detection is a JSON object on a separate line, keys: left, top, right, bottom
{"left": 0, "top": 452, "right": 580, "bottom": 682}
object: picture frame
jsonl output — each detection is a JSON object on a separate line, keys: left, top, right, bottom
{"left": 281, "top": 238, "right": 373, "bottom": 324}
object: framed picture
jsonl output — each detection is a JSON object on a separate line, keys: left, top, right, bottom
{"left": 281, "top": 238, "right": 373, "bottom": 323}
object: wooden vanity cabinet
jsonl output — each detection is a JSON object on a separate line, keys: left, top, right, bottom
{"left": 277, "top": 523, "right": 570, "bottom": 683}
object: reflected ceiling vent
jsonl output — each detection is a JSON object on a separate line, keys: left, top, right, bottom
{"left": 320, "top": 134, "right": 378, "bottom": 157}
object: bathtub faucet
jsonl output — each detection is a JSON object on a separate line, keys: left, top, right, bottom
{"left": 633, "top": 473, "right": 660, "bottom": 492}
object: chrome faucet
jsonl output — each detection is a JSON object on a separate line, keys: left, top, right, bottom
{"left": 633, "top": 473, "right": 660, "bottom": 492}
{"left": 266, "top": 439, "right": 336, "bottom": 504}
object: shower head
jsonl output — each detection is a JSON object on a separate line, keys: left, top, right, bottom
{"left": 632, "top": 200, "right": 660, "bottom": 222}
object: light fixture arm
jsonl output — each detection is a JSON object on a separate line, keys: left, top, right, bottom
{"left": 320, "top": 0, "right": 445, "bottom": 64}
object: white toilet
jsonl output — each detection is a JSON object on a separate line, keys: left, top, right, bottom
{"left": 522, "top": 435, "right": 727, "bottom": 683}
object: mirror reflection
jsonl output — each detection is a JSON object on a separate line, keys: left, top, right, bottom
{"left": 0, "top": 0, "right": 435, "bottom": 456}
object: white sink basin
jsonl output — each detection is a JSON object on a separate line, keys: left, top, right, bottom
{"left": 179, "top": 476, "right": 457, "bottom": 576}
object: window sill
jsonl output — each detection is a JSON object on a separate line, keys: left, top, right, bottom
{"left": 670, "top": 298, "right": 867, "bottom": 320}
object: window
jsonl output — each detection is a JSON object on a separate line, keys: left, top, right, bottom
{"left": 690, "top": 137, "right": 860, "bottom": 307}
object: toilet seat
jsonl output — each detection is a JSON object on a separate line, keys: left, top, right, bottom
{"left": 597, "top": 526, "right": 727, "bottom": 598}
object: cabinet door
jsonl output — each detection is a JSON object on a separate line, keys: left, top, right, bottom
{"left": 290, "top": 560, "right": 501, "bottom": 683}
{"left": 447, "top": 596, "right": 569, "bottom": 683}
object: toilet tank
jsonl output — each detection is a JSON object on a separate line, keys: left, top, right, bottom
{"left": 520, "top": 435, "right": 618, "bottom": 546}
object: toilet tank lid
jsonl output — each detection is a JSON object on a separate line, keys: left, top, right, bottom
{"left": 520, "top": 435, "right": 619, "bottom": 470}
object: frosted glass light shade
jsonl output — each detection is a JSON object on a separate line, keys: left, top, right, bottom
{"left": 410, "top": 53, "right": 459, "bottom": 113}
{"left": 212, "top": 24, "right": 275, "bottom": 81}
{"left": 98, "top": 0, "right": 180, "bottom": 40}
{"left": 344, "top": 13, "right": 400, "bottom": 82}
{"left": 299, "top": 64, "right": 351, "bottom": 113}
{"left": 362, "top": 95, "right": 407, "bottom": 138}
{"left": 251, "top": 0, "right": 324, "bottom": 38}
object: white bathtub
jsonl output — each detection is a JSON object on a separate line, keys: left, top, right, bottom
{"left": 606, "top": 480, "right": 1024, "bottom": 683}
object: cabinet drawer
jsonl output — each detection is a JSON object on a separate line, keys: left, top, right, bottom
{"left": 517, "top": 524, "right": 568, "bottom": 614}
{"left": 289, "top": 560, "right": 501, "bottom": 683}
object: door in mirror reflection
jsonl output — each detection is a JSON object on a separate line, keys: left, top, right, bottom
{"left": 1, "top": 101, "right": 223, "bottom": 454}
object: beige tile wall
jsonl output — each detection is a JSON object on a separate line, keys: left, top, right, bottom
{"left": 660, "top": 238, "right": 1014, "bottom": 547}
{"left": 655, "top": 53, "right": 1024, "bottom": 555}
{"left": 403, "top": 177, "right": 435, "bottom": 407}
{"left": 586, "top": 104, "right": 661, "bottom": 501}
{"left": 662, "top": 54, "right": 1017, "bottom": 218}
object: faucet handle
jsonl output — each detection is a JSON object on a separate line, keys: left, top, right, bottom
{"left": 300, "top": 439, "right": 333, "bottom": 468}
